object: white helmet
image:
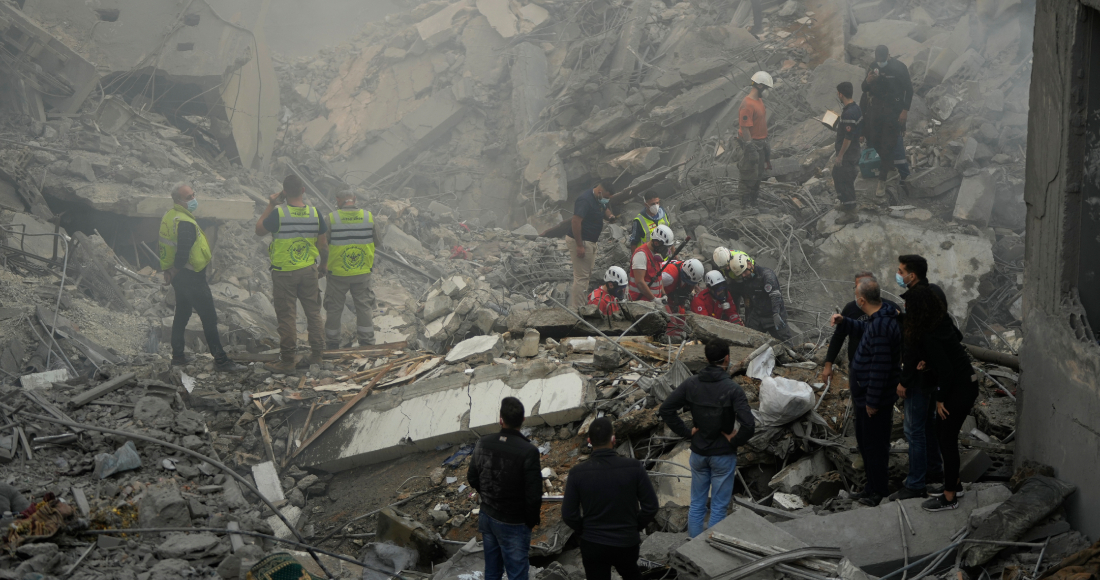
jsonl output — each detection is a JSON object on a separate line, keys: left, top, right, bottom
{"left": 705, "top": 270, "right": 726, "bottom": 288}
{"left": 651, "top": 224, "right": 674, "bottom": 246}
{"left": 604, "top": 266, "right": 628, "bottom": 287}
{"left": 682, "top": 259, "right": 705, "bottom": 284}
{"left": 751, "top": 71, "right": 774, "bottom": 88}
{"left": 729, "top": 253, "right": 754, "bottom": 277}
{"left": 712, "top": 246, "right": 731, "bottom": 268}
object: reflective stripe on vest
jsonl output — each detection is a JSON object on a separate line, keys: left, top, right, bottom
{"left": 158, "top": 205, "right": 211, "bottom": 272}
{"left": 268, "top": 204, "right": 319, "bottom": 272}
{"left": 633, "top": 212, "right": 671, "bottom": 247}
{"left": 327, "top": 208, "right": 375, "bottom": 276}
{"left": 628, "top": 244, "right": 664, "bottom": 300}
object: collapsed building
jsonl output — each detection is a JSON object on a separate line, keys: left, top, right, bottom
{"left": 0, "top": 0, "right": 1097, "bottom": 578}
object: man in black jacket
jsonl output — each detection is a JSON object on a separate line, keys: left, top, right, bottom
{"left": 862, "top": 45, "right": 913, "bottom": 199}
{"left": 658, "top": 342, "right": 756, "bottom": 537}
{"left": 819, "top": 271, "right": 899, "bottom": 385}
{"left": 563, "top": 418, "right": 658, "bottom": 580}
{"left": 467, "top": 397, "right": 542, "bottom": 580}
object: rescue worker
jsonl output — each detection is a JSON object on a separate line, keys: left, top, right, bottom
{"left": 832, "top": 81, "right": 862, "bottom": 225}
{"left": 737, "top": 71, "right": 773, "bottom": 209}
{"left": 568, "top": 182, "right": 616, "bottom": 309}
{"left": 628, "top": 193, "right": 671, "bottom": 249}
{"left": 691, "top": 271, "right": 743, "bottom": 325}
{"left": 323, "top": 190, "right": 377, "bottom": 349}
{"left": 727, "top": 253, "right": 792, "bottom": 341}
{"left": 861, "top": 45, "right": 912, "bottom": 199}
{"left": 628, "top": 225, "right": 674, "bottom": 302}
{"left": 589, "top": 266, "right": 629, "bottom": 317}
{"left": 159, "top": 183, "right": 245, "bottom": 372}
{"left": 255, "top": 175, "right": 328, "bottom": 374}
{"left": 711, "top": 247, "right": 748, "bottom": 276}
{"left": 659, "top": 258, "right": 705, "bottom": 311}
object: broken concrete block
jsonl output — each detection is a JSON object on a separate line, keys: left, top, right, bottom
{"left": 461, "top": 15, "right": 508, "bottom": 83}
{"left": 594, "top": 341, "right": 623, "bottom": 370}
{"left": 606, "top": 0, "right": 653, "bottom": 101}
{"left": 468, "top": 366, "right": 589, "bottom": 433}
{"left": 416, "top": 0, "right": 472, "bottom": 47}
{"left": 422, "top": 295, "right": 454, "bottom": 323}
{"left": 847, "top": 20, "right": 921, "bottom": 64}
{"left": 806, "top": 59, "right": 865, "bottom": 115}
{"left": 377, "top": 507, "right": 447, "bottom": 564}
{"left": 512, "top": 42, "right": 550, "bottom": 138}
{"left": 445, "top": 334, "right": 504, "bottom": 364}
{"left": 944, "top": 49, "right": 986, "bottom": 84}
{"left": 654, "top": 441, "right": 693, "bottom": 507}
{"left": 155, "top": 532, "right": 220, "bottom": 559}
{"left": 517, "top": 131, "right": 570, "bottom": 183}
{"left": 301, "top": 116, "right": 335, "bottom": 150}
{"left": 650, "top": 76, "right": 738, "bottom": 123}
{"left": 953, "top": 168, "right": 997, "bottom": 226}
{"left": 68, "top": 156, "right": 96, "bottom": 181}
{"left": 769, "top": 449, "right": 831, "bottom": 493}
{"left": 610, "top": 147, "right": 661, "bottom": 174}
{"left": 138, "top": 482, "right": 190, "bottom": 529}
{"left": 251, "top": 461, "right": 286, "bottom": 504}
{"left": 685, "top": 314, "right": 770, "bottom": 348}
{"left": 852, "top": 0, "right": 890, "bottom": 22}
{"left": 382, "top": 224, "right": 426, "bottom": 256}
{"left": 519, "top": 3, "right": 549, "bottom": 30}
{"left": 801, "top": 472, "right": 846, "bottom": 505}
{"left": 476, "top": 0, "right": 518, "bottom": 38}
{"left": 425, "top": 312, "right": 458, "bottom": 342}
{"left": 519, "top": 328, "right": 540, "bottom": 357}
{"left": 267, "top": 505, "right": 302, "bottom": 540}
{"left": 679, "top": 59, "right": 729, "bottom": 85}
{"left": 959, "top": 449, "right": 994, "bottom": 483}
{"left": 512, "top": 224, "right": 539, "bottom": 240}
{"left": 474, "top": 308, "right": 501, "bottom": 334}
{"left": 671, "top": 505, "right": 808, "bottom": 580}
{"left": 442, "top": 276, "right": 468, "bottom": 297}
{"left": 641, "top": 532, "right": 690, "bottom": 565}
{"left": 908, "top": 167, "right": 962, "bottom": 198}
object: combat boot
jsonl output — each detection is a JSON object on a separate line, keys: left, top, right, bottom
{"left": 264, "top": 357, "right": 297, "bottom": 374}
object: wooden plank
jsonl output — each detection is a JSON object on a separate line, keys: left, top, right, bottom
{"left": 290, "top": 361, "right": 395, "bottom": 460}
{"left": 70, "top": 372, "right": 137, "bottom": 408}
{"left": 231, "top": 342, "right": 406, "bottom": 363}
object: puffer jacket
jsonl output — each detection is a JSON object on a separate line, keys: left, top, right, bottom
{"left": 467, "top": 428, "right": 542, "bottom": 528}
{"left": 658, "top": 365, "right": 756, "bottom": 456}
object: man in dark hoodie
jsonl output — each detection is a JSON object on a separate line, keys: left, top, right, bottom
{"left": 563, "top": 417, "right": 659, "bottom": 580}
{"left": 467, "top": 397, "right": 542, "bottom": 580}
{"left": 831, "top": 278, "right": 902, "bottom": 506}
{"left": 658, "top": 342, "right": 756, "bottom": 537}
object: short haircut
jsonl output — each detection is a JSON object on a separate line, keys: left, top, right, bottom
{"left": 705, "top": 341, "right": 730, "bottom": 364}
{"left": 595, "top": 180, "right": 616, "bottom": 195}
{"left": 853, "top": 270, "right": 876, "bottom": 281}
{"left": 875, "top": 45, "right": 889, "bottom": 60}
{"left": 898, "top": 254, "right": 928, "bottom": 281}
{"left": 837, "top": 82, "right": 853, "bottom": 99}
{"left": 856, "top": 278, "right": 882, "bottom": 304}
{"left": 283, "top": 174, "right": 305, "bottom": 197}
{"left": 335, "top": 189, "right": 356, "bottom": 201}
{"left": 588, "top": 417, "right": 614, "bottom": 446}
{"left": 171, "top": 182, "right": 191, "bottom": 201}
{"left": 500, "top": 396, "right": 525, "bottom": 429}
{"left": 643, "top": 192, "right": 660, "bottom": 202}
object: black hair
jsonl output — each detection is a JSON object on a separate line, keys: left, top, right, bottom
{"left": 500, "top": 397, "right": 525, "bottom": 429}
{"left": 283, "top": 174, "right": 305, "bottom": 197}
{"left": 705, "top": 341, "right": 730, "bottom": 364}
{"left": 837, "top": 82, "right": 853, "bottom": 99}
{"left": 875, "top": 45, "right": 890, "bottom": 61}
{"left": 898, "top": 254, "right": 929, "bottom": 281}
{"left": 588, "top": 417, "right": 614, "bottom": 446}
{"left": 903, "top": 284, "right": 947, "bottom": 348}
{"left": 595, "top": 181, "right": 616, "bottom": 195}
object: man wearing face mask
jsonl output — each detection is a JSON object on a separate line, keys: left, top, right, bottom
{"left": 159, "top": 183, "right": 246, "bottom": 372}
{"left": 628, "top": 224, "right": 674, "bottom": 303}
{"left": 832, "top": 81, "right": 863, "bottom": 225}
{"left": 568, "top": 181, "right": 616, "bottom": 309}
{"left": 737, "top": 71, "right": 774, "bottom": 210}
{"left": 628, "top": 194, "right": 671, "bottom": 249}
{"left": 862, "top": 45, "right": 913, "bottom": 200}
{"left": 726, "top": 253, "right": 792, "bottom": 340}
{"left": 323, "top": 190, "right": 378, "bottom": 348}
{"left": 589, "top": 266, "right": 629, "bottom": 317}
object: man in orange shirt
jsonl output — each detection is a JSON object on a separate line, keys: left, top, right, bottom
{"left": 737, "top": 71, "right": 774, "bottom": 209}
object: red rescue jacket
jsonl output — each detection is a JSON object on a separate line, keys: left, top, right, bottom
{"left": 628, "top": 244, "right": 664, "bottom": 301}
{"left": 691, "top": 288, "right": 743, "bottom": 325}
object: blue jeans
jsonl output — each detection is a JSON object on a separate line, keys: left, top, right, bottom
{"left": 688, "top": 452, "right": 738, "bottom": 538}
{"left": 904, "top": 390, "right": 943, "bottom": 490}
{"left": 478, "top": 513, "right": 531, "bottom": 580}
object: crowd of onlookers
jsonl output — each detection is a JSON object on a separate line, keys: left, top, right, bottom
{"left": 464, "top": 254, "right": 979, "bottom": 580}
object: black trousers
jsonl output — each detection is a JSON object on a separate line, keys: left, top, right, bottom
{"left": 171, "top": 267, "right": 226, "bottom": 362}
{"left": 580, "top": 539, "right": 640, "bottom": 580}
{"left": 833, "top": 159, "right": 859, "bottom": 207}
{"left": 854, "top": 402, "right": 894, "bottom": 497}
{"left": 935, "top": 385, "right": 979, "bottom": 493}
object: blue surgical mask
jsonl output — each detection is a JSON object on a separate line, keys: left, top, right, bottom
{"left": 598, "top": 197, "right": 610, "bottom": 206}
{"left": 186, "top": 199, "right": 198, "bottom": 212}
{"left": 878, "top": 61, "right": 888, "bottom": 68}
{"left": 896, "top": 272, "right": 907, "bottom": 289}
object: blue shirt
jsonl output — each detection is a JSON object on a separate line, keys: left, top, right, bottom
{"left": 573, "top": 189, "right": 605, "bottom": 243}
{"left": 835, "top": 101, "right": 862, "bottom": 160}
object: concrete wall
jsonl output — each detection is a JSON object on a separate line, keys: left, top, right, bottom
{"left": 1017, "top": 0, "right": 1100, "bottom": 540}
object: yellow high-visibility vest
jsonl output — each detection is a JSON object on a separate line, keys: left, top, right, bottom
{"left": 326, "top": 208, "right": 375, "bottom": 276}
{"left": 268, "top": 204, "right": 320, "bottom": 272}
{"left": 158, "top": 205, "right": 211, "bottom": 272}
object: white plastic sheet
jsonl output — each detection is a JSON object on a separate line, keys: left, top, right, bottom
{"left": 746, "top": 346, "right": 775, "bottom": 380}
{"left": 753, "top": 376, "right": 815, "bottom": 427}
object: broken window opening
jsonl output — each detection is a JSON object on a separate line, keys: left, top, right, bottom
{"left": 176, "top": 43, "right": 194, "bottom": 52}
{"left": 183, "top": 14, "right": 200, "bottom": 26}
{"left": 94, "top": 9, "right": 120, "bottom": 22}
{"left": 1078, "top": 6, "right": 1100, "bottom": 337}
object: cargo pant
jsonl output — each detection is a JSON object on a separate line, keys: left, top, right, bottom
{"left": 271, "top": 265, "right": 325, "bottom": 362}
{"left": 738, "top": 139, "right": 769, "bottom": 207}
{"left": 323, "top": 272, "right": 376, "bottom": 348}
{"left": 833, "top": 158, "right": 859, "bottom": 212}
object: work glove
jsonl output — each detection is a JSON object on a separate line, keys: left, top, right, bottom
{"left": 655, "top": 296, "right": 668, "bottom": 306}
{"left": 721, "top": 301, "right": 731, "bottom": 311}
{"left": 773, "top": 314, "right": 784, "bottom": 330}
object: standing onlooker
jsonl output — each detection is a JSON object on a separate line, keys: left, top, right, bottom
{"left": 737, "top": 72, "right": 774, "bottom": 209}
{"left": 832, "top": 82, "right": 863, "bottom": 225}
{"left": 467, "top": 397, "right": 542, "bottom": 580}
{"left": 568, "top": 182, "right": 616, "bottom": 309}
{"left": 896, "top": 254, "right": 947, "bottom": 306}
{"left": 897, "top": 286, "right": 979, "bottom": 512}
{"left": 658, "top": 342, "right": 755, "bottom": 537}
{"left": 830, "top": 278, "right": 902, "bottom": 506}
{"left": 819, "top": 271, "right": 898, "bottom": 385}
{"left": 323, "top": 189, "right": 378, "bottom": 348}
{"left": 562, "top": 418, "right": 659, "bottom": 580}
{"left": 862, "top": 45, "right": 913, "bottom": 199}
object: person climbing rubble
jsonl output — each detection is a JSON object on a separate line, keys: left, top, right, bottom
{"left": 255, "top": 174, "right": 329, "bottom": 374}
{"left": 691, "top": 270, "right": 742, "bottom": 325}
{"left": 831, "top": 82, "right": 863, "bottom": 225}
{"left": 627, "top": 224, "right": 674, "bottom": 302}
{"left": 861, "top": 45, "right": 913, "bottom": 201}
{"left": 589, "top": 266, "right": 628, "bottom": 317}
{"left": 159, "top": 183, "right": 246, "bottom": 372}
{"left": 737, "top": 71, "right": 773, "bottom": 210}
{"left": 726, "top": 252, "right": 792, "bottom": 341}
{"left": 628, "top": 193, "right": 671, "bottom": 249}
{"left": 323, "top": 189, "right": 378, "bottom": 349}
{"left": 568, "top": 181, "right": 616, "bottom": 310}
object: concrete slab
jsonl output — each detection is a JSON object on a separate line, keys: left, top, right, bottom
{"left": 49, "top": 182, "right": 255, "bottom": 219}
{"left": 671, "top": 506, "right": 807, "bottom": 580}
{"left": 416, "top": 0, "right": 473, "bottom": 47}
{"left": 476, "top": 0, "right": 518, "bottom": 38}
{"left": 445, "top": 334, "right": 504, "bottom": 364}
{"left": 953, "top": 168, "right": 997, "bottom": 226}
{"left": 512, "top": 42, "right": 550, "bottom": 138}
{"left": 775, "top": 484, "right": 1012, "bottom": 575}
{"left": 251, "top": 461, "right": 285, "bottom": 504}
{"left": 654, "top": 441, "right": 693, "bottom": 507}
{"left": 685, "top": 314, "right": 771, "bottom": 348}
{"left": 6, "top": 212, "right": 66, "bottom": 259}
{"left": 769, "top": 449, "right": 831, "bottom": 493}
{"left": 806, "top": 59, "right": 865, "bottom": 115}
{"left": 847, "top": 20, "right": 922, "bottom": 64}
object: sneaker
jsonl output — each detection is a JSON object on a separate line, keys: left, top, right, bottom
{"left": 171, "top": 354, "right": 194, "bottom": 366}
{"left": 858, "top": 494, "right": 882, "bottom": 507}
{"left": 921, "top": 495, "right": 959, "bottom": 512}
{"left": 874, "top": 180, "right": 887, "bottom": 197}
{"left": 214, "top": 359, "right": 247, "bottom": 373}
{"left": 264, "top": 358, "right": 297, "bottom": 375}
{"left": 888, "top": 487, "right": 927, "bottom": 502}
{"left": 927, "top": 485, "right": 965, "bottom": 499}
{"left": 835, "top": 211, "right": 859, "bottom": 225}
